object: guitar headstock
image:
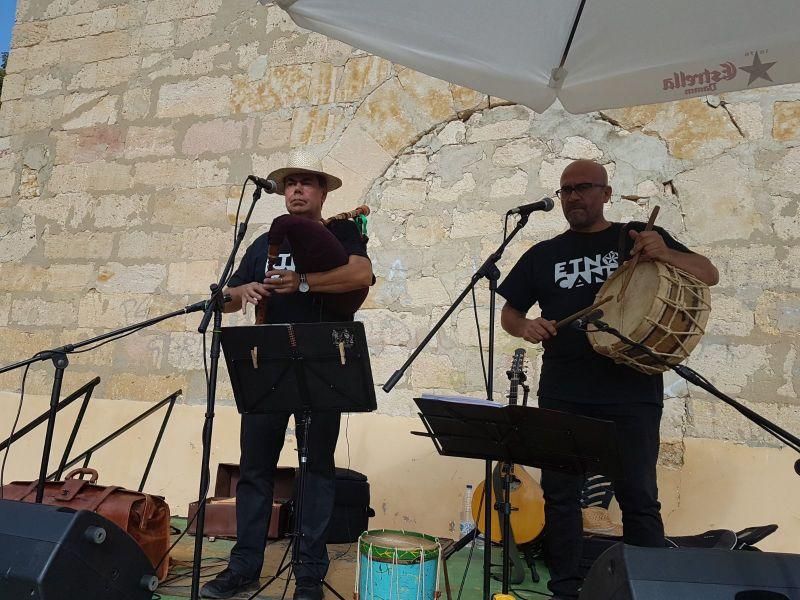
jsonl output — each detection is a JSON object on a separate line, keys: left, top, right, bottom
{"left": 506, "top": 348, "right": 528, "bottom": 405}
{"left": 507, "top": 348, "right": 527, "bottom": 383}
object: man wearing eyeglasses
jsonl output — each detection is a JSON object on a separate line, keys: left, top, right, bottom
{"left": 497, "top": 159, "right": 718, "bottom": 600}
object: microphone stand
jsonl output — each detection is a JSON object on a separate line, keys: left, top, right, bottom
{"left": 0, "top": 299, "right": 223, "bottom": 504}
{"left": 190, "top": 184, "right": 262, "bottom": 600}
{"left": 384, "top": 211, "right": 531, "bottom": 600}
{"left": 579, "top": 318, "right": 800, "bottom": 476}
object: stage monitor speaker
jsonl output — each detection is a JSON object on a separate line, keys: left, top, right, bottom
{"left": 579, "top": 543, "right": 800, "bottom": 600}
{"left": 0, "top": 499, "right": 158, "bottom": 600}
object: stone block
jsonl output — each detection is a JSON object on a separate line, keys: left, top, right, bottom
{"left": 450, "top": 209, "right": 503, "bottom": 239}
{"left": 69, "top": 56, "right": 141, "bottom": 90}
{"left": 43, "top": 230, "right": 114, "bottom": 260}
{"left": 167, "top": 332, "right": 205, "bottom": 370}
{"left": 182, "top": 119, "right": 245, "bottom": 156}
{"left": 687, "top": 342, "right": 770, "bottom": 396}
{"left": 176, "top": 16, "right": 215, "bottom": 47}
{"left": 450, "top": 84, "right": 488, "bottom": 115}
{"left": 62, "top": 95, "right": 119, "bottom": 129}
{"left": 329, "top": 124, "right": 393, "bottom": 181}
{"left": 180, "top": 227, "right": 231, "bottom": 259}
{"left": 492, "top": 139, "right": 542, "bottom": 167}
{"left": 561, "top": 135, "right": 603, "bottom": 160}
{"left": 1, "top": 73, "right": 24, "bottom": 101}
{"left": 706, "top": 294, "right": 754, "bottom": 337}
{"left": 489, "top": 168, "right": 528, "bottom": 198}
{"left": 156, "top": 76, "right": 233, "bottom": 118}
{"left": 289, "top": 105, "right": 346, "bottom": 147}
{"left": 0, "top": 328, "right": 56, "bottom": 363}
{"left": 772, "top": 101, "right": 800, "bottom": 142}
{"left": 10, "top": 298, "right": 78, "bottom": 327}
{"left": 131, "top": 22, "right": 175, "bottom": 52}
{"left": 109, "top": 373, "right": 187, "bottom": 403}
{"left": 12, "top": 21, "right": 48, "bottom": 47}
{"left": 133, "top": 158, "right": 229, "bottom": 189}
{"left": 354, "top": 78, "right": 419, "bottom": 156}
{"left": 380, "top": 179, "right": 427, "bottom": 212}
{"left": 230, "top": 66, "right": 312, "bottom": 114}
{"left": 25, "top": 73, "right": 63, "bottom": 96}
{"left": 726, "top": 101, "right": 763, "bottom": 139}
{"left": 118, "top": 231, "right": 182, "bottom": 260}
{"left": 122, "top": 87, "right": 151, "bottom": 121}
{"left": 436, "top": 121, "right": 466, "bottom": 146}
{"left": 405, "top": 215, "right": 447, "bottom": 247}
{"left": 768, "top": 146, "right": 800, "bottom": 195}
{"left": 167, "top": 261, "right": 219, "bottom": 294}
{"left": 335, "top": 55, "right": 392, "bottom": 103}
{"left": 45, "top": 264, "right": 95, "bottom": 291}
{"left": 96, "top": 263, "right": 166, "bottom": 294}
{"left": 672, "top": 154, "right": 761, "bottom": 244}
{"left": 151, "top": 186, "right": 231, "bottom": 228}
{"left": 755, "top": 291, "right": 800, "bottom": 335}
{"left": 125, "top": 126, "right": 175, "bottom": 159}
{"left": 62, "top": 31, "right": 131, "bottom": 64}
{"left": 55, "top": 126, "right": 125, "bottom": 163}
{"left": 428, "top": 173, "right": 476, "bottom": 204}
{"left": 77, "top": 291, "right": 153, "bottom": 329}
{"left": 466, "top": 106, "right": 531, "bottom": 142}
{"left": 257, "top": 113, "right": 292, "bottom": 150}
{"left": 0, "top": 263, "right": 47, "bottom": 291}
{"left": 410, "top": 352, "right": 464, "bottom": 389}
{"left": 0, "top": 210, "right": 37, "bottom": 261}
{"left": 112, "top": 331, "right": 165, "bottom": 371}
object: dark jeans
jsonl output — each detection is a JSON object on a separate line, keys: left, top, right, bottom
{"left": 539, "top": 397, "right": 665, "bottom": 599}
{"left": 229, "top": 411, "right": 341, "bottom": 581}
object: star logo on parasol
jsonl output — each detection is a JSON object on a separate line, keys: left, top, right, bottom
{"left": 740, "top": 53, "right": 777, "bottom": 86}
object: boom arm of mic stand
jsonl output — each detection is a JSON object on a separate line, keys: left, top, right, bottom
{"left": 198, "top": 185, "right": 262, "bottom": 334}
{"left": 382, "top": 213, "right": 530, "bottom": 393}
{"left": 588, "top": 320, "right": 800, "bottom": 463}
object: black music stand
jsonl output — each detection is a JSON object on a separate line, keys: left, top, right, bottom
{"left": 221, "top": 321, "right": 376, "bottom": 600}
{"left": 414, "top": 395, "right": 622, "bottom": 599}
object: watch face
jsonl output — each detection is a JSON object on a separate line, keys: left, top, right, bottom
{"left": 299, "top": 280, "right": 310, "bottom": 292}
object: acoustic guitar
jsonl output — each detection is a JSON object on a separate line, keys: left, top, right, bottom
{"left": 471, "top": 349, "right": 545, "bottom": 546}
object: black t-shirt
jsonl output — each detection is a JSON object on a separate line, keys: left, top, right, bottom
{"left": 228, "top": 219, "right": 369, "bottom": 323}
{"left": 497, "top": 222, "right": 691, "bottom": 404}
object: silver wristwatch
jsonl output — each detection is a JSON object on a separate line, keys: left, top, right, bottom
{"left": 298, "top": 273, "right": 310, "bottom": 293}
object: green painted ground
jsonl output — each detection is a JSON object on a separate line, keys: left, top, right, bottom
{"left": 153, "top": 519, "right": 551, "bottom": 600}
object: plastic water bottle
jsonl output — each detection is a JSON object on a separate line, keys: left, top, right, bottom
{"left": 459, "top": 484, "right": 475, "bottom": 538}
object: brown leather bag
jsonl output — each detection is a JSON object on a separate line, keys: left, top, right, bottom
{"left": 2, "top": 468, "right": 171, "bottom": 580}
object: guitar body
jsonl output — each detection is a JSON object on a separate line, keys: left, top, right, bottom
{"left": 471, "top": 466, "right": 545, "bottom": 544}
{"left": 470, "top": 348, "right": 545, "bottom": 546}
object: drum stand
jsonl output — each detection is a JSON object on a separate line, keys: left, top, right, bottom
{"left": 577, "top": 316, "right": 800, "bottom": 475}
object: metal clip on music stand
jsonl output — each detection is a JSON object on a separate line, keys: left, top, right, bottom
{"left": 414, "top": 396, "right": 622, "bottom": 600}
{"left": 221, "top": 321, "right": 377, "bottom": 600}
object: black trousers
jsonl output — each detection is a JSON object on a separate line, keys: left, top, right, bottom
{"left": 539, "top": 398, "right": 665, "bottom": 599}
{"left": 229, "top": 411, "right": 341, "bottom": 581}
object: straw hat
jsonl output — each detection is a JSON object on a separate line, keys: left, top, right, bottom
{"left": 267, "top": 149, "right": 342, "bottom": 194}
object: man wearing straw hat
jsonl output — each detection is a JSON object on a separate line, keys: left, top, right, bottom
{"left": 497, "top": 159, "right": 718, "bottom": 599}
{"left": 201, "top": 149, "right": 374, "bottom": 600}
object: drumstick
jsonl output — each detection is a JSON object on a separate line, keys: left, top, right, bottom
{"left": 616, "top": 205, "right": 660, "bottom": 302}
{"left": 555, "top": 295, "right": 612, "bottom": 330}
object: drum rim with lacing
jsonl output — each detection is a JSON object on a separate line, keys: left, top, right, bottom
{"left": 586, "top": 261, "right": 711, "bottom": 374}
{"left": 358, "top": 529, "right": 440, "bottom": 563}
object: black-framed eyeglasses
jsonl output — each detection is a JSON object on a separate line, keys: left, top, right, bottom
{"left": 555, "top": 182, "right": 607, "bottom": 198}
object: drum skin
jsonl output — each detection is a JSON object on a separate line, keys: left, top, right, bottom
{"left": 587, "top": 261, "right": 711, "bottom": 374}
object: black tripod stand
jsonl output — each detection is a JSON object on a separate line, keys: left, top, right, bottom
{"left": 220, "top": 321, "right": 377, "bottom": 600}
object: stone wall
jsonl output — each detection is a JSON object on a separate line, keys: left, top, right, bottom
{"left": 1, "top": 0, "right": 799, "bottom": 543}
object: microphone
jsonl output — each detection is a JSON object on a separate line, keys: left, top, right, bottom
{"left": 571, "top": 309, "right": 605, "bottom": 331}
{"left": 247, "top": 175, "right": 279, "bottom": 193}
{"left": 508, "top": 197, "right": 555, "bottom": 215}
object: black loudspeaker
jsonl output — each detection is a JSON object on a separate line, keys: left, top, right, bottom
{"left": 0, "top": 499, "right": 158, "bottom": 600}
{"left": 580, "top": 543, "right": 800, "bottom": 600}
